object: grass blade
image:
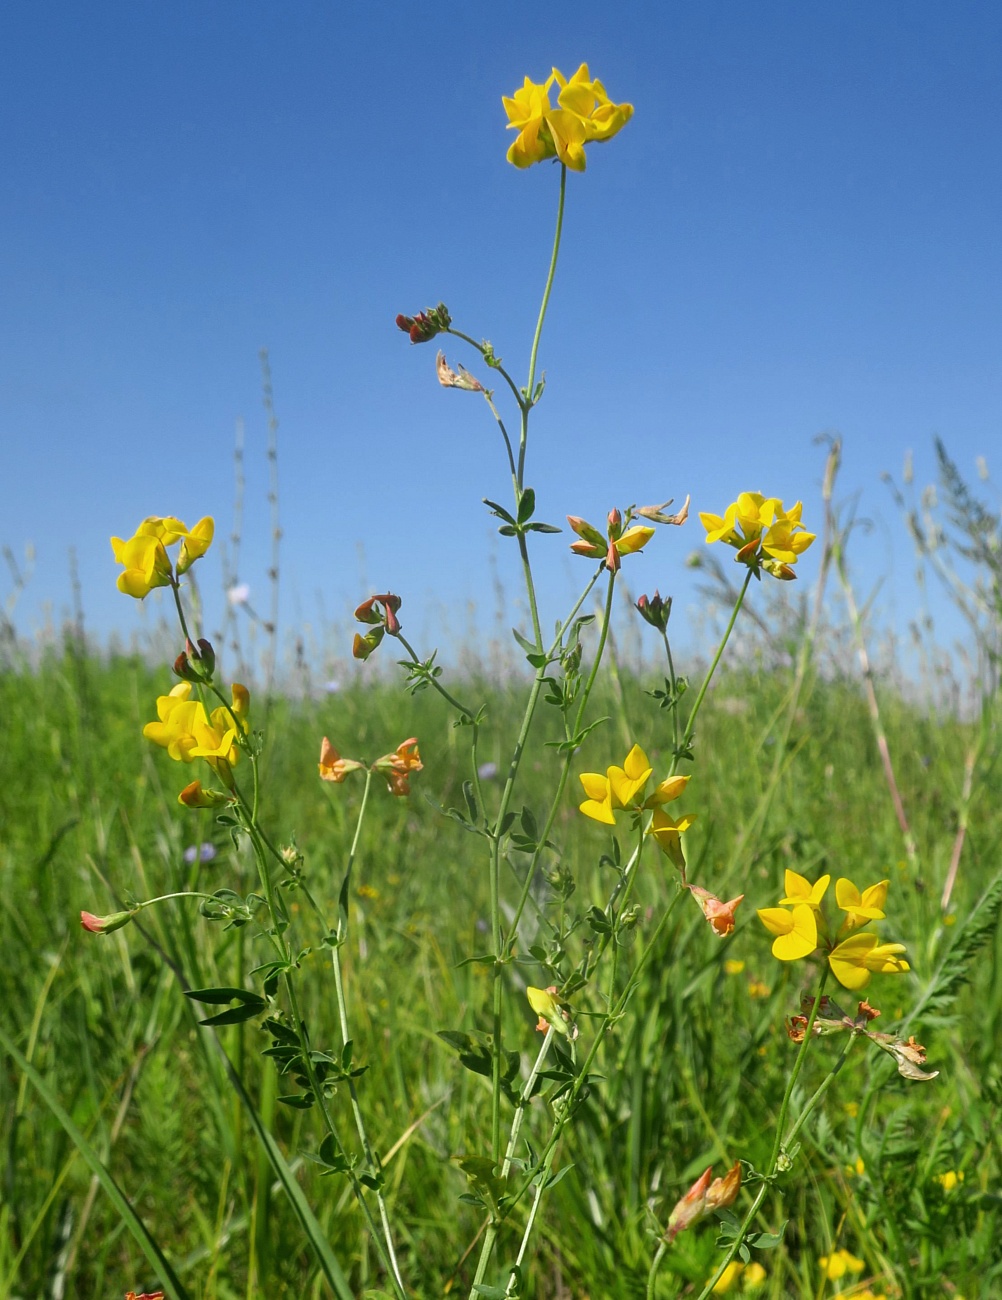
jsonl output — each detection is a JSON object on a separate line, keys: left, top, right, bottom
{"left": 214, "top": 1044, "right": 355, "bottom": 1300}
{"left": 0, "top": 1024, "right": 190, "bottom": 1299}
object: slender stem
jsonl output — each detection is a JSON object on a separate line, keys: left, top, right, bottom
{"left": 525, "top": 166, "right": 567, "bottom": 416}
{"left": 447, "top": 326, "right": 525, "bottom": 411}
{"left": 694, "top": 966, "right": 832, "bottom": 1300}
{"left": 517, "top": 165, "right": 567, "bottom": 488}
{"left": 573, "top": 569, "right": 616, "bottom": 736}
{"left": 170, "top": 577, "right": 195, "bottom": 644}
{"left": 646, "top": 1240, "right": 669, "bottom": 1300}
{"left": 681, "top": 568, "right": 754, "bottom": 754}
{"left": 501, "top": 1028, "right": 555, "bottom": 1179}
{"left": 283, "top": 974, "right": 406, "bottom": 1299}
{"left": 660, "top": 629, "right": 681, "bottom": 758}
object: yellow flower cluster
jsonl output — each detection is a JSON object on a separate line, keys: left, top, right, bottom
{"left": 700, "top": 492, "right": 814, "bottom": 580}
{"left": 503, "top": 63, "right": 633, "bottom": 171}
{"left": 111, "top": 515, "right": 214, "bottom": 598}
{"left": 757, "top": 870, "right": 909, "bottom": 991}
{"left": 144, "top": 681, "right": 250, "bottom": 783}
{"left": 578, "top": 743, "right": 694, "bottom": 868}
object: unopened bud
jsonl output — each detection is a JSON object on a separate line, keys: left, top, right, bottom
{"left": 178, "top": 779, "right": 233, "bottom": 809}
{"left": 636, "top": 590, "right": 671, "bottom": 631}
{"left": 80, "top": 909, "right": 137, "bottom": 935}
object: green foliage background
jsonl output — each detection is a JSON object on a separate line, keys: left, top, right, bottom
{"left": 2, "top": 621, "right": 1001, "bottom": 1299}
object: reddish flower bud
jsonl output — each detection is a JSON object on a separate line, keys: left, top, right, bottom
{"left": 81, "top": 909, "right": 136, "bottom": 935}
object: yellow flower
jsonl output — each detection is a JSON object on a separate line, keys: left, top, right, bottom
{"left": 143, "top": 682, "right": 243, "bottom": 770}
{"left": 779, "top": 869, "right": 830, "bottom": 908}
{"left": 578, "top": 743, "right": 669, "bottom": 822}
{"left": 503, "top": 64, "right": 632, "bottom": 171}
{"left": 554, "top": 64, "right": 633, "bottom": 143}
{"left": 819, "top": 1248, "right": 865, "bottom": 1281}
{"left": 177, "top": 516, "right": 214, "bottom": 573}
{"left": 526, "top": 985, "right": 573, "bottom": 1036}
{"left": 747, "top": 978, "right": 770, "bottom": 998}
{"left": 110, "top": 531, "right": 173, "bottom": 599}
{"left": 724, "top": 959, "right": 745, "bottom": 976}
{"left": 700, "top": 493, "right": 814, "bottom": 580}
{"left": 143, "top": 683, "right": 205, "bottom": 761}
{"left": 741, "top": 1262, "right": 767, "bottom": 1290}
{"left": 709, "top": 1261, "right": 744, "bottom": 1293}
{"left": 757, "top": 902, "right": 818, "bottom": 960}
{"left": 936, "top": 1169, "right": 964, "bottom": 1192}
{"left": 827, "top": 932, "right": 910, "bottom": 991}
{"left": 111, "top": 514, "right": 214, "bottom": 597}
{"left": 648, "top": 809, "right": 697, "bottom": 870}
{"left": 835, "top": 877, "right": 889, "bottom": 931}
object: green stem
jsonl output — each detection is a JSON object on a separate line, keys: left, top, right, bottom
{"left": 447, "top": 326, "right": 525, "bottom": 411}
{"left": 573, "top": 569, "right": 617, "bottom": 736}
{"left": 519, "top": 164, "right": 567, "bottom": 487}
{"left": 660, "top": 628, "right": 681, "bottom": 758}
{"left": 694, "top": 966, "right": 834, "bottom": 1300}
{"left": 328, "top": 771, "right": 404, "bottom": 1294}
{"left": 283, "top": 974, "right": 406, "bottom": 1299}
{"left": 680, "top": 568, "right": 754, "bottom": 756}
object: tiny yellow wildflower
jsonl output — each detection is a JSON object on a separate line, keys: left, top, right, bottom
{"left": 818, "top": 1248, "right": 865, "bottom": 1281}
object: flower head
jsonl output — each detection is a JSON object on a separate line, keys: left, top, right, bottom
{"left": 503, "top": 63, "right": 632, "bottom": 171}
{"left": 758, "top": 871, "right": 910, "bottom": 992}
{"left": 372, "top": 737, "right": 423, "bottom": 796}
{"left": 111, "top": 515, "right": 214, "bottom": 598}
{"left": 700, "top": 493, "right": 814, "bottom": 581}
{"left": 818, "top": 1248, "right": 864, "bottom": 1281}
{"left": 687, "top": 885, "right": 744, "bottom": 937}
{"left": 757, "top": 903, "right": 819, "bottom": 961}
{"left": 665, "top": 1162, "right": 741, "bottom": 1243}
{"left": 568, "top": 510, "right": 654, "bottom": 572}
{"left": 827, "top": 933, "right": 910, "bottom": 991}
{"left": 835, "top": 877, "right": 889, "bottom": 932}
{"left": 526, "top": 985, "right": 575, "bottom": 1037}
{"left": 318, "top": 738, "right": 365, "bottom": 783}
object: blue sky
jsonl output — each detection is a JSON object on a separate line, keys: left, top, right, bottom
{"left": 2, "top": 2, "right": 999, "bottom": 666}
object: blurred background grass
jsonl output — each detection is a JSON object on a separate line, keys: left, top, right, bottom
{"left": 2, "top": 586, "right": 1000, "bottom": 1299}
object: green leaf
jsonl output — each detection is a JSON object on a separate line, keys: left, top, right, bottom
{"left": 511, "top": 626, "right": 538, "bottom": 655}
{"left": 517, "top": 487, "right": 536, "bottom": 525}
{"left": 198, "top": 1002, "right": 266, "bottom": 1027}
{"left": 278, "top": 1092, "right": 316, "bottom": 1109}
{"left": 185, "top": 985, "right": 264, "bottom": 1006}
{"left": 0, "top": 1026, "right": 191, "bottom": 1299}
{"left": 527, "top": 521, "right": 562, "bottom": 533}
{"left": 483, "top": 497, "right": 517, "bottom": 527}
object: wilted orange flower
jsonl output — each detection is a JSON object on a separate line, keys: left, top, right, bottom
{"left": 372, "top": 738, "right": 423, "bottom": 796}
{"left": 687, "top": 885, "right": 744, "bottom": 937}
{"left": 318, "top": 738, "right": 365, "bottom": 783}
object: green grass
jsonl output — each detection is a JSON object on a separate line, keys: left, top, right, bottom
{"left": 2, "top": 635, "right": 1001, "bottom": 1299}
